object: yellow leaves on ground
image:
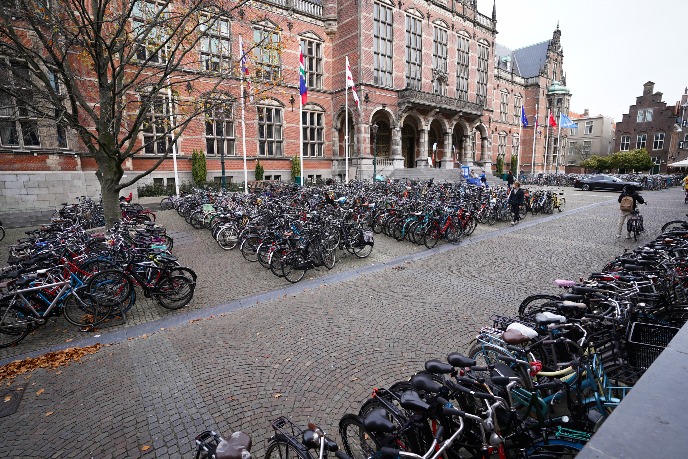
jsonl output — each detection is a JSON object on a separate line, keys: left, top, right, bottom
{"left": 36, "top": 388, "right": 44, "bottom": 396}
{"left": 0, "top": 344, "right": 102, "bottom": 383}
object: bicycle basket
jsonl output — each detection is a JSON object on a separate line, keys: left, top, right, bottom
{"left": 626, "top": 322, "right": 679, "bottom": 369}
{"left": 202, "top": 204, "right": 215, "bottom": 212}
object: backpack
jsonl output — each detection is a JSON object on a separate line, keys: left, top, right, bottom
{"left": 620, "top": 195, "right": 634, "bottom": 212}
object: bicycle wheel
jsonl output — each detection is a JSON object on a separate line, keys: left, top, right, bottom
{"left": 661, "top": 220, "right": 687, "bottom": 233}
{"left": 155, "top": 275, "right": 195, "bottom": 310}
{"left": 282, "top": 251, "right": 307, "bottom": 283}
{"left": 0, "top": 226, "right": 5, "bottom": 242}
{"left": 321, "top": 247, "right": 336, "bottom": 269}
{"left": 217, "top": 225, "right": 239, "bottom": 250}
{"left": 240, "top": 235, "right": 261, "bottom": 262}
{"left": 463, "top": 216, "right": 478, "bottom": 236}
{"left": 264, "top": 439, "right": 309, "bottom": 459}
{"left": 0, "top": 299, "right": 32, "bottom": 348}
{"left": 518, "top": 294, "right": 561, "bottom": 319}
{"left": 524, "top": 440, "right": 584, "bottom": 458}
{"left": 423, "top": 226, "right": 440, "bottom": 249}
{"left": 63, "top": 290, "right": 114, "bottom": 327}
{"left": 352, "top": 241, "right": 373, "bottom": 258}
{"left": 339, "top": 414, "right": 381, "bottom": 459}
{"left": 160, "top": 197, "right": 173, "bottom": 210}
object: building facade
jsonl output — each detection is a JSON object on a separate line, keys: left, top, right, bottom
{"left": 614, "top": 81, "right": 684, "bottom": 173}
{"left": 0, "top": 0, "right": 572, "bottom": 214}
{"left": 565, "top": 109, "right": 615, "bottom": 166}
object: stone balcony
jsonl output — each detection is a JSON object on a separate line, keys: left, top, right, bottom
{"left": 398, "top": 89, "right": 484, "bottom": 116}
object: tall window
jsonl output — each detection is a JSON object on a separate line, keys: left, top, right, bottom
{"left": 253, "top": 23, "right": 281, "bottom": 82}
{"left": 498, "top": 133, "right": 507, "bottom": 158}
{"left": 300, "top": 37, "right": 323, "bottom": 90}
{"left": 513, "top": 95, "right": 522, "bottom": 125}
{"left": 584, "top": 121, "right": 593, "bottom": 135}
{"left": 637, "top": 109, "right": 653, "bottom": 122}
{"left": 512, "top": 134, "right": 520, "bottom": 162}
{"left": 405, "top": 14, "right": 422, "bottom": 90}
{"left": 200, "top": 16, "right": 231, "bottom": 72}
{"left": 636, "top": 133, "right": 647, "bottom": 150}
{"left": 133, "top": 0, "right": 168, "bottom": 64}
{"left": 205, "top": 100, "right": 234, "bottom": 157}
{"left": 499, "top": 91, "right": 508, "bottom": 122}
{"left": 0, "top": 60, "right": 40, "bottom": 148}
{"left": 302, "top": 108, "right": 324, "bottom": 157}
{"left": 583, "top": 141, "right": 592, "bottom": 156}
{"left": 552, "top": 61, "right": 558, "bottom": 81}
{"left": 373, "top": 2, "right": 393, "bottom": 87}
{"left": 476, "top": 41, "right": 489, "bottom": 106}
{"left": 569, "top": 141, "right": 577, "bottom": 157}
{"left": 142, "top": 95, "right": 173, "bottom": 154}
{"left": 257, "top": 104, "right": 283, "bottom": 156}
{"left": 456, "top": 33, "right": 470, "bottom": 101}
{"left": 620, "top": 135, "right": 630, "bottom": 151}
{"left": 432, "top": 25, "right": 448, "bottom": 96}
{"left": 653, "top": 132, "right": 665, "bottom": 150}
{"left": 570, "top": 123, "right": 578, "bottom": 135}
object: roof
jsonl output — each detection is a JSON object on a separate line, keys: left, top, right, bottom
{"left": 511, "top": 40, "right": 550, "bottom": 78}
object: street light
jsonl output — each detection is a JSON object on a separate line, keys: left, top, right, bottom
{"left": 371, "top": 122, "right": 378, "bottom": 181}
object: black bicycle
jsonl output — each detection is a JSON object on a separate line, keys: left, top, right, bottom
{"left": 627, "top": 208, "right": 645, "bottom": 241}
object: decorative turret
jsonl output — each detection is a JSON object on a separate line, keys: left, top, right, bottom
{"left": 492, "top": 0, "right": 496, "bottom": 21}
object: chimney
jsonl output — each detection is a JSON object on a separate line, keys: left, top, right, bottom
{"left": 583, "top": 108, "right": 589, "bottom": 117}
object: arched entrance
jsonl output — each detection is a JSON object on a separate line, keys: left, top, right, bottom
{"left": 452, "top": 123, "right": 465, "bottom": 164}
{"left": 428, "top": 120, "right": 444, "bottom": 168}
{"left": 402, "top": 124, "right": 417, "bottom": 168}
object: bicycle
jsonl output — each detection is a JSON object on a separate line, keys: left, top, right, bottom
{"left": 0, "top": 268, "right": 127, "bottom": 347}
{"left": 0, "top": 219, "right": 4, "bottom": 242}
{"left": 626, "top": 208, "right": 645, "bottom": 241}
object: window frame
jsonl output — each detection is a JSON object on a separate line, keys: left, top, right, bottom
{"left": 432, "top": 24, "right": 448, "bottom": 96}
{"left": 300, "top": 36, "right": 323, "bottom": 90}
{"left": 584, "top": 121, "right": 593, "bottom": 135}
{"left": 141, "top": 94, "right": 174, "bottom": 155}
{"left": 204, "top": 99, "right": 235, "bottom": 157}
{"left": 513, "top": 95, "right": 521, "bottom": 125}
{"left": 456, "top": 32, "right": 470, "bottom": 101}
{"left": 253, "top": 22, "right": 281, "bottom": 82}
{"left": 476, "top": 41, "right": 489, "bottom": 106}
{"left": 620, "top": 135, "right": 630, "bottom": 151}
{"left": 256, "top": 104, "right": 283, "bottom": 157}
{"left": 302, "top": 106, "right": 324, "bottom": 158}
{"left": 499, "top": 90, "right": 508, "bottom": 123}
{"left": 0, "top": 59, "right": 41, "bottom": 149}
{"left": 405, "top": 14, "right": 422, "bottom": 90}
{"left": 653, "top": 132, "right": 665, "bottom": 150}
{"left": 636, "top": 133, "right": 647, "bottom": 150}
{"left": 373, "top": 2, "right": 394, "bottom": 88}
{"left": 132, "top": 0, "right": 169, "bottom": 65}
{"left": 200, "top": 15, "right": 232, "bottom": 73}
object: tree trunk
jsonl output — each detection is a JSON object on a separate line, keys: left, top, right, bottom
{"left": 101, "top": 185, "right": 120, "bottom": 229}
{"left": 95, "top": 147, "right": 124, "bottom": 229}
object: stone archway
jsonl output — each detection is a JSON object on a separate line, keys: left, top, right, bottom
{"left": 402, "top": 124, "right": 417, "bottom": 168}
{"left": 428, "top": 120, "right": 444, "bottom": 168}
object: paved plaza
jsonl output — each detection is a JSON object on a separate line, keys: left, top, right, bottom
{"left": 0, "top": 186, "right": 687, "bottom": 458}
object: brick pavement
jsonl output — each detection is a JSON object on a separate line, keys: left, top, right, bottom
{"left": 0, "top": 187, "right": 686, "bottom": 458}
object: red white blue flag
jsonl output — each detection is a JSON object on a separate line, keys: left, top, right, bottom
{"left": 299, "top": 46, "right": 307, "bottom": 104}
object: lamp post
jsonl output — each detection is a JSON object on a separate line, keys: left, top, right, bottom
{"left": 371, "top": 122, "right": 378, "bottom": 181}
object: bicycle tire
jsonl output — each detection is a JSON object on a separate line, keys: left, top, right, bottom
{"left": 62, "top": 290, "right": 115, "bottom": 327}
{"left": 518, "top": 294, "right": 561, "bottom": 319}
{"left": 155, "top": 275, "right": 195, "bottom": 310}
{"left": 661, "top": 220, "right": 687, "bottom": 233}
{"left": 524, "top": 439, "right": 584, "bottom": 458}
{"left": 240, "top": 235, "right": 261, "bottom": 262}
{"left": 217, "top": 225, "right": 239, "bottom": 250}
{"left": 0, "top": 299, "right": 32, "bottom": 348}
{"left": 264, "top": 439, "right": 310, "bottom": 459}
{"left": 0, "top": 226, "right": 5, "bottom": 242}
{"left": 339, "top": 414, "right": 381, "bottom": 459}
{"left": 321, "top": 247, "right": 336, "bottom": 269}
{"left": 423, "top": 227, "right": 440, "bottom": 249}
{"left": 352, "top": 241, "right": 373, "bottom": 258}
{"left": 282, "top": 251, "right": 307, "bottom": 283}
{"left": 86, "top": 269, "right": 133, "bottom": 307}
{"left": 160, "top": 197, "right": 173, "bottom": 210}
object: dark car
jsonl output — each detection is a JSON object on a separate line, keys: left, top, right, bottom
{"left": 573, "top": 174, "right": 641, "bottom": 192}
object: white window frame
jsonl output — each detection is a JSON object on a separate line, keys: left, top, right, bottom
{"left": 636, "top": 133, "right": 647, "bottom": 150}
{"left": 133, "top": 0, "right": 169, "bottom": 64}
{"left": 653, "top": 132, "right": 665, "bottom": 150}
{"left": 499, "top": 90, "right": 508, "bottom": 122}
{"left": 584, "top": 121, "right": 593, "bottom": 135}
{"left": 0, "top": 60, "right": 41, "bottom": 149}
{"left": 405, "top": 14, "right": 422, "bottom": 90}
{"left": 432, "top": 24, "right": 448, "bottom": 96}
{"left": 205, "top": 99, "right": 235, "bottom": 157}
{"left": 253, "top": 22, "right": 281, "bottom": 82}
{"left": 373, "top": 2, "right": 394, "bottom": 88}
{"left": 456, "top": 32, "right": 470, "bottom": 101}
{"left": 620, "top": 135, "right": 630, "bottom": 151}
{"left": 476, "top": 41, "right": 489, "bottom": 106}
{"left": 300, "top": 35, "right": 323, "bottom": 90}
{"left": 200, "top": 15, "right": 231, "bottom": 72}
{"left": 256, "top": 104, "right": 283, "bottom": 156}
{"left": 302, "top": 106, "right": 324, "bottom": 157}
{"left": 513, "top": 96, "right": 521, "bottom": 125}
{"left": 141, "top": 94, "right": 174, "bottom": 155}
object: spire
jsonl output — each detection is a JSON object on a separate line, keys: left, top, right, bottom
{"left": 492, "top": 0, "right": 496, "bottom": 21}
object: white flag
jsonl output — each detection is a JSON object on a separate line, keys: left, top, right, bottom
{"left": 346, "top": 56, "right": 360, "bottom": 111}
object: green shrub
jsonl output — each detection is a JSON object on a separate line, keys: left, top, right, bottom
{"left": 255, "top": 159, "right": 264, "bottom": 181}
{"left": 191, "top": 149, "right": 207, "bottom": 185}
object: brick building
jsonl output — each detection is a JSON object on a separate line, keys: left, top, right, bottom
{"left": 613, "top": 81, "right": 685, "bottom": 174}
{"left": 0, "top": 0, "right": 572, "bottom": 214}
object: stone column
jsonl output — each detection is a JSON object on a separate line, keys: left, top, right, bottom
{"left": 391, "top": 126, "right": 405, "bottom": 170}
{"left": 481, "top": 136, "right": 492, "bottom": 170}
{"left": 462, "top": 134, "right": 472, "bottom": 166}
{"left": 416, "top": 129, "right": 430, "bottom": 168}
{"left": 440, "top": 131, "right": 453, "bottom": 169}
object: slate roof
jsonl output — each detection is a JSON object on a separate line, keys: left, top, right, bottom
{"left": 494, "top": 40, "right": 551, "bottom": 79}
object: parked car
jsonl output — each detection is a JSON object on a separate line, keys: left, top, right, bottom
{"left": 573, "top": 174, "right": 641, "bottom": 191}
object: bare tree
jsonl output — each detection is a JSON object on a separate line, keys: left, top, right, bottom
{"left": 0, "top": 0, "right": 269, "bottom": 226}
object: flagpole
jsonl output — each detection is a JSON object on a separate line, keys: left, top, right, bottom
{"left": 518, "top": 104, "right": 523, "bottom": 177}
{"left": 531, "top": 103, "right": 538, "bottom": 175}
{"left": 345, "top": 58, "right": 349, "bottom": 184}
{"left": 299, "top": 92, "right": 304, "bottom": 187}
{"left": 555, "top": 113, "right": 563, "bottom": 175}
{"left": 238, "top": 36, "right": 248, "bottom": 194}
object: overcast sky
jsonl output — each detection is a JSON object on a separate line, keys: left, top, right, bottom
{"left": 477, "top": 0, "right": 688, "bottom": 122}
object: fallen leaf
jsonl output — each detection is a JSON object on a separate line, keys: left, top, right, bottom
{"left": 3, "top": 395, "right": 11, "bottom": 402}
{"left": 273, "top": 393, "right": 282, "bottom": 398}
{"left": 36, "top": 388, "right": 44, "bottom": 395}
{"left": 65, "top": 339, "right": 73, "bottom": 343}
{"left": 45, "top": 411, "right": 53, "bottom": 416}
{"left": 55, "top": 371, "right": 62, "bottom": 375}
{"left": 141, "top": 445, "right": 151, "bottom": 451}
{"left": 351, "top": 377, "right": 359, "bottom": 381}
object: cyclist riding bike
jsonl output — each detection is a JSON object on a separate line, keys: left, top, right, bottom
{"left": 683, "top": 174, "right": 688, "bottom": 204}
{"left": 617, "top": 185, "right": 645, "bottom": 239}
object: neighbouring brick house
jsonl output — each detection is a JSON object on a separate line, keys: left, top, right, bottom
{"left": 614, "top": 81, "right": 686, "bottom": 174}
{"left": 1, "top": 0, "right": 572, "bottom": 215}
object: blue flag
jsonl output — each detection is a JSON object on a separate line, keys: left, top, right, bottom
{"left": 521, "top": 106, "right": 528, "bottom": 127}
{"left": 299, "top": 47, "right": 307, "bottom": 104}
{"left": 559, "top": 113, "right": 577, "bottom": 129}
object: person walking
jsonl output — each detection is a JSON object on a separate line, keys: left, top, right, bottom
{"left": 506, "top": 170, "right": 514, "bottom": 189}
{"left": 480, "top": 169, "right": 487, "bottom": 187}
{"left": 508, "top": 181, "right": 525, "bottom": 226}
{"left": 617, "top": 185, "right": 645, "bottom": 239}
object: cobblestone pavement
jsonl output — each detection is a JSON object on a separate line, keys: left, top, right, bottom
{"left": 0, "top": 186, "right": 686, "bottom": 458}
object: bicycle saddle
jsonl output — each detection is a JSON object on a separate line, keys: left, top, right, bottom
{"left": 425, "top": 359, "right": 454, "bottom": 374}
{"left": 410, "top": 373, "right": 443, "bottom": 394}
{"left": 215, "top": 431, "right": 252, "bottom": 459}
{"left": 447, "top": 353, "right": 477, "bottom": 368}
{"left": 400, "top": 390, "right": 430, "bottom": 412}
{"left": 363, "top": 408, "right": 396, "bottom": 433}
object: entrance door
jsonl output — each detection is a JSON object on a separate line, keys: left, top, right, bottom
{"left": 402, "top": 125, "right": 416, "bottom": 168}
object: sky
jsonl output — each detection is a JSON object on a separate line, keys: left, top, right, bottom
{"left": 476, "top": 0, "right": 688, "bottom": 122}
